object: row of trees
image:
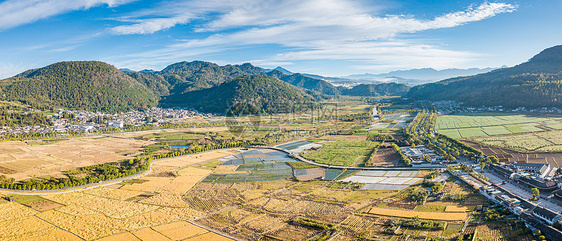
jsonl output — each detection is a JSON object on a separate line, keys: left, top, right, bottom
{"left": 0, "top": 140, "right": 264, "bottom": 191}
{"left": 392, "top": 143, "right": 411, "bottom": 166}
{"left": 0, "top": 110, "right": 52, "bottom": 127}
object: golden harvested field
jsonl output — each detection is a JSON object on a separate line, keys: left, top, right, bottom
{"left": 82, "top": 186, "right": 144, "bottom": 200}
{"left": 367, "top": 207, "right": 468, "bottom": 221}
{"left": 131, "top": 228, "right": 172, "bottom": 241}
{"left": 0, "top": 136, "right": 154, "bottom": 180}
{"left": 444, "top": 206, "right": 471, "bottom": 212}
{"left": 122, "top": 167, "right": 211, "bottom": 195}
{"left": 151, "top": 149, "right": 238, "bottom": 170}
{"left": 1, "top": 225, "right": 81, "bottom": 241}
{"left": 97, "top": 232, "right": 141, "bottom": 241}
{"left": 0, "top": 148, "right": 236, "bottom": 240}
{"left": 0, "top": 202, "right": 37, "bottom": 222}
{"left": 151, "top": 221, "right": 208, "bottom": 240}
{"left": 185, "top": 232, "right": 232, "bottom": 241}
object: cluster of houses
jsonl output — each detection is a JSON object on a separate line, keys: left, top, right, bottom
{"left": 479, "top": 184, "right": 562, "bottom": 240}
{"left": 399, "top": 145, "right": 445, "bottom": 165}
{"left": 0, "top": 108, "right": 211, "bottom": 136}
{"left": 490, "top": 163, "right": 559, "bottom": 191}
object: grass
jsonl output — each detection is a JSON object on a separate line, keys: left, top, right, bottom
{"left": 193, "top": 159, "right": 225, "bottom": 170}
{"left": 441, "top": 230, "right": 459, "bottom": 236}
{"left": 327, "top": 181, "right": 364, "bottom": 190}
{"left": 287, "top": 161, "right": 318, "bottom": 170}
{"left": 302, "top": 140, "right": 379, "bottom": 166}
{"left": 8, "top": 195, "right": 45, "bottom": 205}
{"left": 414, "top": 205, "right": 446, "bottom": 212}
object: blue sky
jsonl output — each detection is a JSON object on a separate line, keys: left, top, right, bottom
{"left": 0, "top": 0, "right": 560, "bottom": 78}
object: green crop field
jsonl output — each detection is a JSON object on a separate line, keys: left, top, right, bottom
{"left": 435, "top": 113, "right": 559, "bottom": 138}
{"left": 302, "top": 140, "right": 379, "bottom": 166}
{"left": 436, "top": 113, "right": 562, "bottom": 152}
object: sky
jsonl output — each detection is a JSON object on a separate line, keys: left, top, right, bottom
{"left": 0, "top": 0, "right": 560, "bottom": 78}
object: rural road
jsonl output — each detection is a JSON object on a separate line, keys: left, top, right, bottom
{"left": 2, "top": 142, "right": 443, "bottom": 196}
{"left": 0, "top": 147, "right": 242, "bottom": 196}
{"left": 253, "top": 145, "right": 444, "bottom": 171}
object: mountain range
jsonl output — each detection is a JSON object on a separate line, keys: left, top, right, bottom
{"left": 341, "top": 67, "right": 497, "bottom": 86}
{"left": 0, "top": 60, "right": 409, "bottom": 113}
{"left": 1, "top": 45, "right": 561, "bottom": 113}
{"left": 0, "top": 61, "right": 158, "bottom": 112}
{"left": 407, "top": 45, "right": 562, "bottom": 108}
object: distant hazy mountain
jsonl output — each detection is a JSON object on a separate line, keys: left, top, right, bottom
{"left": 407, "top": 45, "right": 562, "bottom": 108}
{"left": 267, "top": 70, "right": 340, "bottom": 96}
{"left": 0, "top": 61, "right": 158, "bottom": 112}
{"left": 119, "top": 68, "right": 135, "bottom": 73}
{"left": 161, "top": 75, "right": 313, "bottom": 114}
{"left": 343, "top": 67, "right": 496, "bottom": 86}
{"left": 262, "top": 66, "right": 293, "bottom": 75}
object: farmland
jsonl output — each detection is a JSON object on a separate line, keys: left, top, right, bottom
{"left": 0, "top": 136, "right": 153, "bottom": 180}
{"left": 302, "top": 140, "right": 379, "bottom": 166}
{"left": 435, "top": 113, "right": 554, "bottom": 138}
{"left": 436, "top": 112, "right": 562, "bottom": 154}
{"left": 0, "top": 103, "right": 501, "bottom": 241}
{"left": 0, "top": 145, "right": 502, "bottom": 241}
{"left": 0, "top": 149, "right": 235, "bottom": 240}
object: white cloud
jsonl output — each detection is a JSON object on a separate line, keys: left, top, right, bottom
{"left": 107, "top": 1, "right": 516, "bottom": 73}
{"left": 110, "top": 15, "right": 192, "bottom": 35}
{"left": 0, "top": 0, "right": 134, "bottom": 31}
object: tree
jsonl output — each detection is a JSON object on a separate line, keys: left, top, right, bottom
{"left": 480, "top": 161, "right": 486, "bottom": 170}
{"left": 531, "top": 188, "right": 540, "bottom": 198}
{"left": 489, "top": 156, "right": 499, "bottom": 163}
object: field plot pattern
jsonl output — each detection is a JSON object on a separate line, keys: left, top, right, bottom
{"left": 436, "top": 114, "right": 552, "bottom": 138}
{"left": 203, "top": 149, "right": 296, "bottom": 183}
{"left": 0, "top": 136, "right": 153, "bottom": 180}
{"left": 340, "top": 170, "right": 421, "bottom": 190}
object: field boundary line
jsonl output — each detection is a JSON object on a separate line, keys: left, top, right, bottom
{"left": 186, "top": 219, "right": 243, "bottom": 241}
{"left": 33, "top": 213, "right": 86, "bottom": 241}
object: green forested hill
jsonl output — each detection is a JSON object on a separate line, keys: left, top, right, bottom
{"left": 407, "top": 45, "right": 562, "bottom": 108}
{"left": 158, "top": 61, "right": 266, "bottom": 92}
{"left": 341, "top": 83, "right": 410, "bottom": 97}
{"left": 161, "top": 75, "right": 313, "bottom": 114}
{"left": 0, "top": 61, "right": 158, "bottom": 112}
{"left": 126, "top": 72, "right": 171, "bottom": 96}
{"left": 267, "top": 70, "right": 341, "bottom": 95}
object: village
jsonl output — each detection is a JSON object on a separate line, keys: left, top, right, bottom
{"left": 0, "top": 108, "right": 212, "bottom": 136}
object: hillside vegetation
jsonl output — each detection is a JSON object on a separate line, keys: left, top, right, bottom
{"left": 156, "top": 61, "right": 266, "bottom": 92}
{"left": 267, "top": 70, "right": 341, "bottom": 96}
{"left": 161, "top": 75, "right": 313, "bottom": 114}
{"left": 407, "top": 45, "right": 562, "bottom": 108}
{"left": 342, "top": 83, "right": 410, "bottom": 97}
{"left": 0, "top": 61, "right": 158, "bottom": 112}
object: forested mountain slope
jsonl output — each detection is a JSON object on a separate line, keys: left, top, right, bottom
{"left": 161, "top": 75, "right": 313, "bottom": 114}
{"left": 0, "top": 61, "right": 158, "bottom": 112}
{"left": 407, "top": 45, "right": 562, "bottom": 108}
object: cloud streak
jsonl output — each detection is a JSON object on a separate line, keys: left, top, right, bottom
{"left": 110, "top": 15, "right": 192, "bottom": 35}
{"left": 0, "top": 0, "right": 134, "bottom": 31}
{"left": 107, "top": 1, "right": 516, "bottom": 74}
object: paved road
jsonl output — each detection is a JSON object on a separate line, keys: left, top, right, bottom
{"left": 255, "top": 146, "right": 444, "bottom": 171}
{"left": 482, "top": 170, "right": 562, "bottom": 213}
